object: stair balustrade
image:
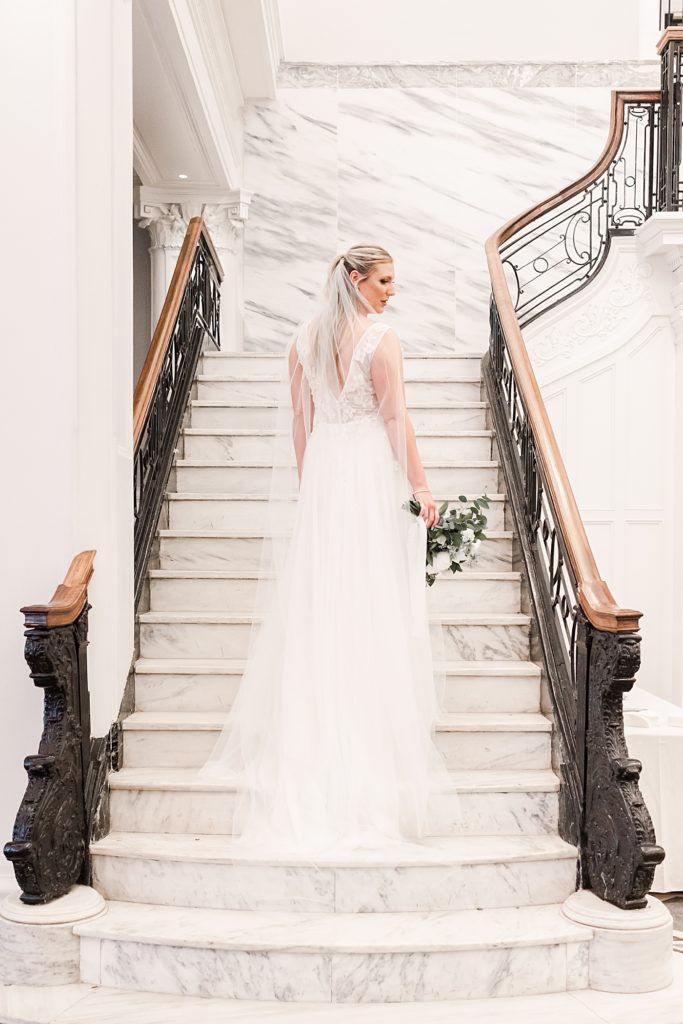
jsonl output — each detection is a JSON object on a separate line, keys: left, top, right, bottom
{"left": 483, "top": 89, "right": 668, "bottom": 909}
{"left": 133, "top": 217, "right": 223, "bottom": 607}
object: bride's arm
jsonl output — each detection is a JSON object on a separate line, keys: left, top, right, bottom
{"left": 371, "top": 329, "right": 426, "bottom": 490}
{"left": 288, "top": 341, "right": 314, "bottom": 483}
{"left": 371, "top": 330, "right": 438, "bottom": 527}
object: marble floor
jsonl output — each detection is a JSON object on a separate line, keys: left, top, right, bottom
{"left": 1, "top": 954, "right": 682, "bottom": 1024}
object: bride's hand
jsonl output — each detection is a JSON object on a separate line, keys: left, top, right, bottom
{"left": 414, "top": 489, "right": 438, "bottom": 529}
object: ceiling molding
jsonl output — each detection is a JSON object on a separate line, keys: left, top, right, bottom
{"left": 133, "top": 123, "right": 162, "bottom": 184}
{"left": 168, "top": 0, "right": 243, "bottom": 186}
{"left": 220, "top": 0, "right": 284, "bottom": 99}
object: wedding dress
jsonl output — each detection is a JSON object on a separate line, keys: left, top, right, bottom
{"left": 199, "top": 319, "right": 456, "bottom": 859}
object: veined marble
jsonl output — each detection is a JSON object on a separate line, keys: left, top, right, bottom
{"left": 243, "top": 81, "right": 620, "bottom": 354}
{"left": 74, "top": 901, "right": 592, "bottom": 1002}
{"left": 276, "top": 62, "right": 661, "bottom": 90}
{"left": 5, "top": 961, "right": 683, "bottom": 1023}
{"left": 137, "top": 612, "right": 529, "bottom": 661}
{"left": 156, "top": 529, "right": 514, "bottom": 573}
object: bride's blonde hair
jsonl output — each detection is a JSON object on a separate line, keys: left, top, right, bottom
{"left": 308, "top": 244, "right": 394, "bottom": 385}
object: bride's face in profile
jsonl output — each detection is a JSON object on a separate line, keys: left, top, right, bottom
{"left": 351, "top": 261, "right": 395, "bottom": 315}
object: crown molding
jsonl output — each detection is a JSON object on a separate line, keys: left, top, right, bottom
{"left": 168, "top": 0, "right": 243, "bottom": 185}
{"left": 220, "top": 0, "right": 284, "bottom": 99}
{"left": 132, "top": 122, "right": 161, "bottom": 184}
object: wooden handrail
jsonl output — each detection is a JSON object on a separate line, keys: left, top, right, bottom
{"left": 133, "top": 217, "right": 224, "bottom": 447}
{"left": 486, "top": 90, "right": 660, "bottom": 633}
{"left": 21, "top": 550, "right": 96, "bottom": 628}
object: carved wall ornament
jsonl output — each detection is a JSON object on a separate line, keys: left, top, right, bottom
{"left": 527, "top": 258, "right": 654, "bottom": 367}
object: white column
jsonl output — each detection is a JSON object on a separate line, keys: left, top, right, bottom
{"left": 637, "top": 213, "right": 683, "bottom": 706}
{"left": 135, "top": 189, "right": 252, "bottom": 350}
{"left": 136, "top": 204, "right": 187, "bottom": 334}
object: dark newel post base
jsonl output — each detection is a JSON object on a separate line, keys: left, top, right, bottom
{"left": 3, "top": 607, "right": 91, "bottom": 905}
{"left": 582, "top": 628, "right": 665, "bottom": 909}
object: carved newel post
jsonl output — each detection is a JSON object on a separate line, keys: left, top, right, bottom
{"left": 0, "top": 552, "right": 106, "bottom": 984}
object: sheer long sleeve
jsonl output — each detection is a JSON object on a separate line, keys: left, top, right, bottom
{"left": 371, "top": 329, "right": 430, "bottom": 494}
{"left": 288, "top": 340, "right": 314, "bottom": 483}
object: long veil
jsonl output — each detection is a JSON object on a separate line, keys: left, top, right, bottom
{"left": 198, "top": 252, "right": 454, "bottom": 883}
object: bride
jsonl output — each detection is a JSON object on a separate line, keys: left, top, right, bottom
{"left": 199, "top": 244, "right": 456, "bottom": 856}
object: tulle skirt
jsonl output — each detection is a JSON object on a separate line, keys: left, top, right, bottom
{"left": 199, "top": 415, "right": 455, "bottom": 857}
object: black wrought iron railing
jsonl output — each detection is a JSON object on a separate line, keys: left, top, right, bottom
{"left": 483, "top": 87, "right": 668, "bottom": 910}
{"left": 133, "top": 217, "right": 223, "bottom": 606}
{"left": 502, "top": 97, "right": 658, "bottom": 332}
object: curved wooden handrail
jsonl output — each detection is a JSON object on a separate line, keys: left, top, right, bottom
{"left": 133, "top": 217, "right": 224, "bottom": 447}
{"left": 486, "top": 90, "right": 660, "bottom": 633}
{"left": 21, "top": 550, "right": 96, "bottom": 628}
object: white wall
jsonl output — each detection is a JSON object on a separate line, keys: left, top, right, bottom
{"left": 277, "top": 0, "right": 652, "bottom": 64}
{"left": 0, "top": 0, "right": 133, "bottom": 887}
{"left": 525, "top": 237, "right": 679, "bottom": 705}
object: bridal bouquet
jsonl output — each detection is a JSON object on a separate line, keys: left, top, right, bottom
{"left": 402, "top": 493, "right": 489, "bottom": 586}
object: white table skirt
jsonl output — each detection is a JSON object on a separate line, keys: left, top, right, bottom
{"left": 623, "top": 688, "right": 683, "bottom": 893}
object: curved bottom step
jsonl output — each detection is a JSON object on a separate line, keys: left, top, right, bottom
{"left": 75, "top": 901, "right": 592, "bottom": 1002}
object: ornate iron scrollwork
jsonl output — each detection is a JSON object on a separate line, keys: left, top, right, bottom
{"left": 4, "top": 608, "right": 91, "bottom": 904}
{"left": 501, "top": 100, "right": 659, "bottom": 331}
{"left": 133, "top": 232, "right": 222, "bottom": 605}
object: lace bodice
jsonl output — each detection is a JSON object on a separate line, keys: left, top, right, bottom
{"left": 296, "top": 322, "right": 390, "bottom": 424}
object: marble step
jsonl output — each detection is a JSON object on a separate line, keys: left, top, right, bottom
{"left": 74, "top": 901, "right": 591, "bottom": 1001}
{"left": 190, "top": 400, "right": 490, "bottom": 431}
{"left": 90, "top": 832, "right": 577, "bottom": 914}
{"left": 147, "top": 569, "right": 521, "bottom": 614}
{"left": 120, "top": 710, "right": 549, "bottom": 771}
{"left": 195, "top": 375, "right": 483, "bottom": 405}
{"left": 182, "top": 427, "right": 494, "bottom": 462}
{"left": 165, "top": 491, "right": 506, "bottom": 532}
{"left": 199, "top": 351, "right": 484, "bottom": 378}
{"left": 174, "top": 460, "right": 500, "bottom": 495}
{"left": 134, "top": 658, "right": 541, "bottom": 715}
{"left": 108, "top": 766, "right": 560, "bottom": 837}
{"left": 157, "top": 529, "right": 514, "bottom": 572}
{"left": 137, "top": 610, "right": 531, "bottom": 662}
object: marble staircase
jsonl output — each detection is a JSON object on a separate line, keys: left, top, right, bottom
{"left": 79, "top": 350, "right": 592, "bottom": 1003}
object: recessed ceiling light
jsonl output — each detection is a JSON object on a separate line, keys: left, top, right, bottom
{"left": 178, "top": 173, "right": 188, "bottom": 180}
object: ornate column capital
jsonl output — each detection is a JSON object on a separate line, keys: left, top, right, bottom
{"left": 134, "top": 186, "right": 254, "bottom": 251}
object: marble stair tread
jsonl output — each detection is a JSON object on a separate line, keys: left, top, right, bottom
{"left": 137, "top": 610, "right": 529, "bottom": 625}
{"left": 121, "top": 710, "right": 550, "bottom": 733}
{"left": 164, "top": 491, "right": 506, "bottom": 501}
{"left": 156, "top": 527, "right": 514, "bottom": 539}
{"left": 202, "top": 351, "right": 486, "bottom": 360}
{"left": 174, "top": 458, "right": 499, "bottom": 468}
{"left": 73, "top": 900, "right": 592, "bottom": 952}
{"left": 146, "top": 568, "right": 520, "bottom": 581}
{"left": 90, "top": 830, "right": 576, "bottom": 867}
{"left": 108, "top": 766, "right": 560, "bottom": 794}
{"left": 133, "top": 657, "right": 540, "bottom": 676}
{"left": 195, "top": 374, "right": 484, "bottom": 384}
{"left": 191, "top": 399, "right": 489, "bottom": 410}
{"left": 182, "top": 427, "right": 495, "bottom": 437}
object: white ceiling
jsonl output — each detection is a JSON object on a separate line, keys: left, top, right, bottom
{"left": 277, "top": 0, "right": 659, "bottom": 64}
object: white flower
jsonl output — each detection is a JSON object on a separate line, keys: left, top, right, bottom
{"left": 431, "top": 550, "right": 451, "bottom": 573}
{"left": 470, "top": 539, "right": 481, "bottom": 552}
{"left": 462, "top": 528, "right": 475, "bottom": 542}
{"left": 452, "top": 549, "right": 466, "bottom": 563}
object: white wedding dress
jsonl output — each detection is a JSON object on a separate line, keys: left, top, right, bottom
{"left": 200, "top": 320, "right": 455, "bottom": 857}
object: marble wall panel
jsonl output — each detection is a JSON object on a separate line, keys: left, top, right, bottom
{"left": 243, "top": 66, "right": 647, "bottom": 353}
